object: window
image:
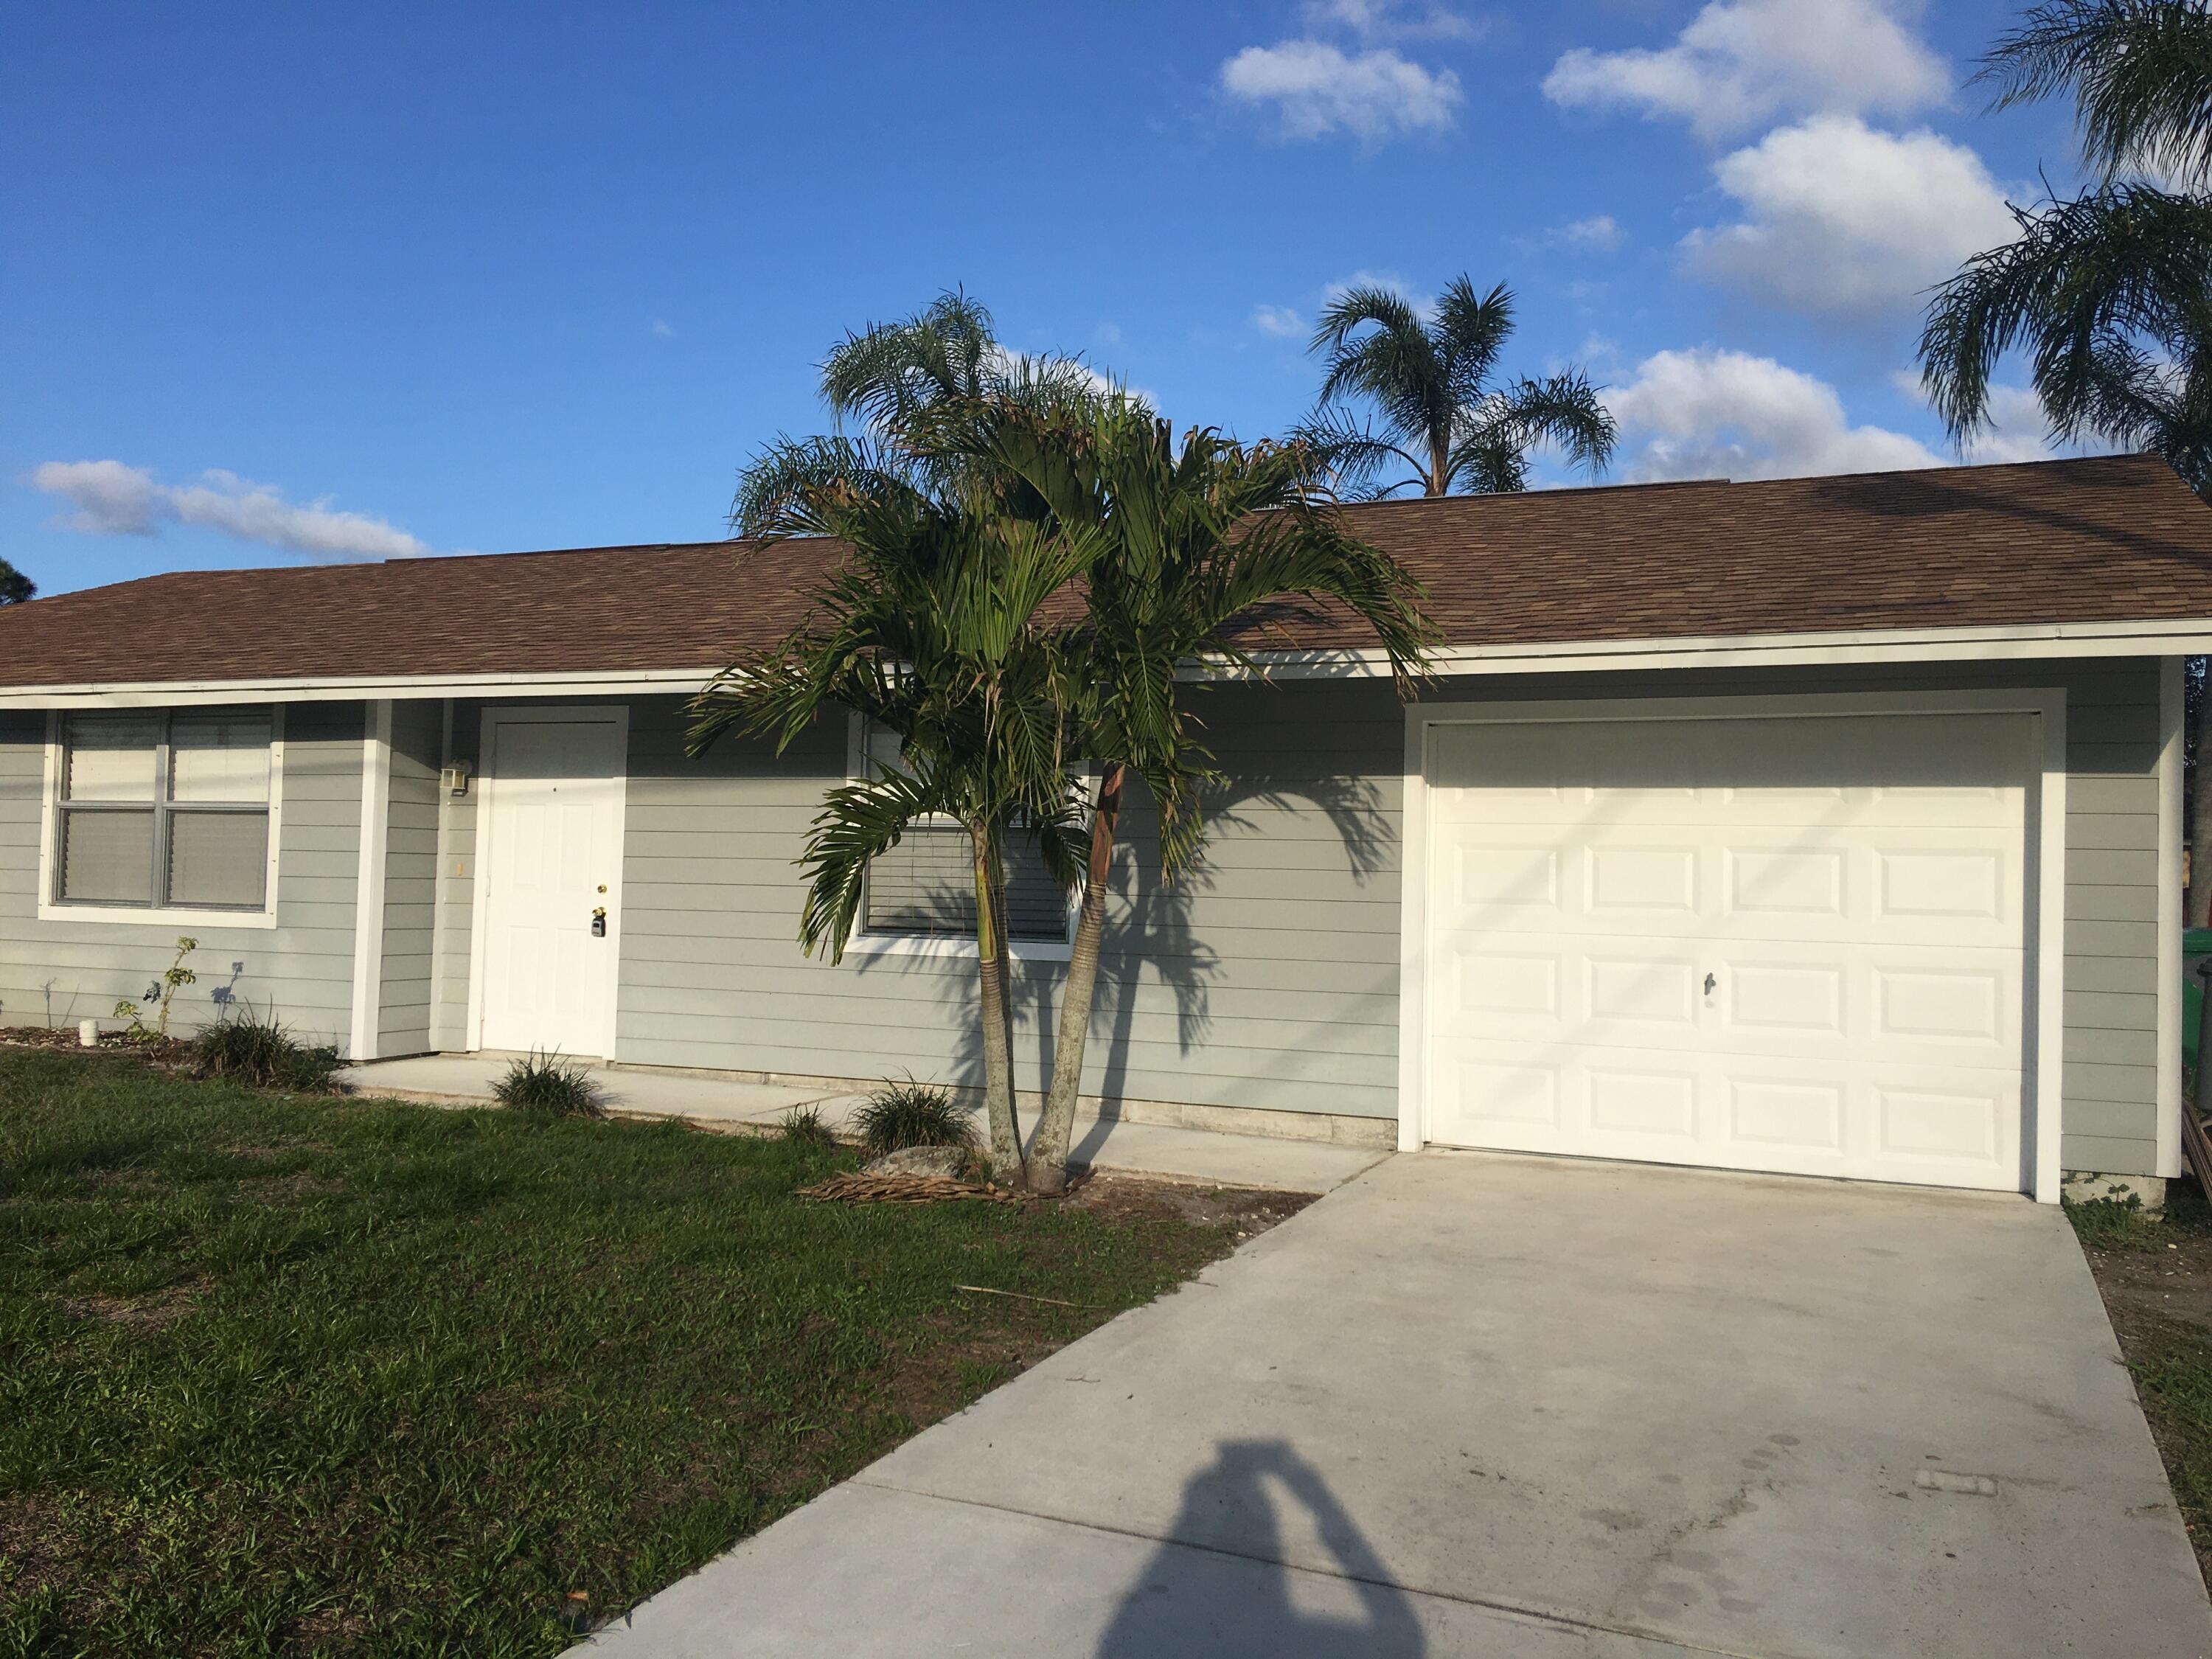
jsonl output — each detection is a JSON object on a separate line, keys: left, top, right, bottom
{"left": 854, "top": 719, "right": 1077, "bottom": 945}
{"left": 52, "top": 708, "right": 276, "bottom": 914}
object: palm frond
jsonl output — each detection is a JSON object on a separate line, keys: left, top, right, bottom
{"left": 1433, "top": 277, "right": 1515, "bottom": 406}
{"left": 1980, "top": 0, "right": 2212, "bottom": 187}
{"left": 1919, "top": 184, "right": 2212, "bottom": 440}
{"left": 796, "top": 768, "right": 949, "bottom": 961}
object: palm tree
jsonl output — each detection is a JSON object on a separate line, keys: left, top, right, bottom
{"left": 0, "top": 558, "right": 31, "bottom": 605}
{"left": 1297, "top": 277, "right": 1615, "bottom": 498}
{"left": 1919, "top": 0, "right": 2212, "bottom": 916}
{"left": 956, "top": 400, "right": 1435, "bottom": 1192}
{"left": 688, "top": 449, "right": 1096, "bottom": 1180}
{"left": 734, "top": 290, "right": 1110, "bottom": 534}
{"left": 1922, "top": 2, "right": 2212, "bottom": 487}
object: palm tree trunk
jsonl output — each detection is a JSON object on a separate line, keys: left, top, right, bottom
{"left": 970, "top": 818, "right": 1023, "bottom": 1181}
{"left": 987, "top": 820, "right": 1025, "bottom": 1181}
{"left": 1427, "top": 428, "right": 1450, "bottom": 496}
{"left": 1029, "top": 764, "right": 1124, "bottom": 1195}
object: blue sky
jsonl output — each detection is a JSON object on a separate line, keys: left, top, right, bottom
{"left": 3, "top": 0, "right": 2096, "bottom": 596}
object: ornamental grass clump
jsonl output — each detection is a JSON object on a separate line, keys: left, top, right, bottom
{"left": 190, "top": 1007, "right": 341, "bottom": 1093}
{"left": 779, "top": 1103, "right": 840, "bottom": 1147}
{"left": 493, "top": 1051, "right": 607, "bottom": 1119}
{"left": 852, "top": 1078, "right": 973, "bottom": 1154}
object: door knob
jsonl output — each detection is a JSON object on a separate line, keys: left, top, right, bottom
{"left": 1703, "top": 972, "right": 1717, "bottom": 995}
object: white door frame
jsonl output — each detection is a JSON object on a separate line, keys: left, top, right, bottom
{"left": 1398, "top": 687, "right": 2070, "bottom": 1202}
{"left": 463, "top": 703, "right": 630, "bottom": 1058}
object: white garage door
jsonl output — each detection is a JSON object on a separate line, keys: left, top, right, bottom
{"left": 1424, "top": 711, "right": 2033, "bottom": 1192}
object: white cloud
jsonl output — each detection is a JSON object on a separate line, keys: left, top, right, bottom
{"left": 1886, "top": 370, "right": 2105, "bottom": 465}
{"left": 1555, "top": 214, "right": 1625, "bottom": 251}
{"left": 1251, "top": 304, "right": 1307, "bottom": 339}
{"left": 1603, "top": 347, "right": 1944, "bottom": 481}
{"left": 1220, "top": 40, "right": 1463, "bottom": 142}
{"left": 1681, "top": 116, "right": 2017, "bottom": 313}
{"left": 1321, "top": 268, "right": 1434, "bottom": 317}
{"left": 1543, "top": 0, "right": 1949, "bottom": 141}
{"left": 1681, "top": 116, "right": 2017, "bottom": 314}
{"left": 31, "top": 460, "right": 430, "bottom": 561}
{"left": 1301, "top": 0, "right": 1481, "bottom": 43}
{"left": 650, "top": 317, "right": 675, "bottom": 338}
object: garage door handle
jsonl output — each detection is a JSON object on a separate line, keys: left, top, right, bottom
{"left": 1704, "top": 973, "right": 1717, "bottom": 995}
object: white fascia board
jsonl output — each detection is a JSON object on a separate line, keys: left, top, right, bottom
{"left": 1200, "top": 617, "right": 2212, "bottom": 681}
{"left": 9, "top": 615, "right": 2212, "bottom": 709}
{"left": 0, "top": 666, "right": 728, "bottom": 709}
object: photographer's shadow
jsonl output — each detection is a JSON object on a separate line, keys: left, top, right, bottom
{"left": 1096, "top": 1439, "right": 1425, "bottom": 1658}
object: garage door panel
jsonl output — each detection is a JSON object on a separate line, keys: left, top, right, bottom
{"left": 1432, "top": 1038, "right": 2022, "bottom": 1186}
{"left": 1425, "top": 712, "right": 2032, "bottom": 1193}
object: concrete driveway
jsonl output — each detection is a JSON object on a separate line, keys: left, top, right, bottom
{"left": 590, "top": 1152, "right": 2212, "bottom": 1658}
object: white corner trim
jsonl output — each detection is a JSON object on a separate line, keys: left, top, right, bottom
{"left": 1397, "top": 686, "right": 2071, "bottom": 1203}
{"left": 2157, "top": 657, "right": 2186, "bottom": 1179}
{"left": 348, "top": 699, "right": 394, "bottom": 1062}
{"left": 427, "top": 698, "right": 456, "bottom": 1051}
{"left": 34, "top": 704, "right": 288, "bottom": 932}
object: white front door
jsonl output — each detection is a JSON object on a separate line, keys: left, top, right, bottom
{"left": 478, "top": 713, "right": 626, "bottom": 1059}
{"left": 1425, "top": 710, "right": 2033, "bottom": 1192}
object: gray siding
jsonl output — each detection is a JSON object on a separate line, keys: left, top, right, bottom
{"left": 335, "top": 656, "right": 2173, "bottom": 1179}
{"left": 377, "top": 700, "right": 442, "bottom": 1056}
{"left": 0, "top": 702, "right": 364, "bottom": 1048}
{"left": 607, "top": 687, "right": 1402, "bottom": 1119}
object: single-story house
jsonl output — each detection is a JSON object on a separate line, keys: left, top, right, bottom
{"left": 6, "top": 453, "right": 2211, "bottom": 1205}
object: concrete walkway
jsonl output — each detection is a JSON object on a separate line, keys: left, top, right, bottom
{"left": 588, "top": 1151, "right": 2212, "bottom": 1658}
{"left": 337, "top": 1054, "right": 1388, "bottom": 1192}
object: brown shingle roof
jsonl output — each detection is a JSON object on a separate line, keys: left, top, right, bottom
{"left": 2, "top": 454, "right": 2209, "bottom": 690}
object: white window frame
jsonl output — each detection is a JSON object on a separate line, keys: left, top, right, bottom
{"left": 841, "top": 711, "right": 1082, "bottom": 963}
{"left": 37, "top": 706, "right": 286, "bottom": 931}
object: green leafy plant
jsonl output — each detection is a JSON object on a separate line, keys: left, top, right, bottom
{"left": 492, "top": 1051, "right": 607, "bottom": 1119}
{"left": 851, "top": 1078, "right": 974, "bottom": 1154}
{"left": 114, "top": 936, "right": 198, "bottom": 1042}
{"left": 190, "top": 1006, "right": 341, "bottom": 1093}
{"left": 779, "top": 1103, "right": 840, "bottom": 1147}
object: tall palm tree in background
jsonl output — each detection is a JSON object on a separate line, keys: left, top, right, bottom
{"left": 689, "top": 453, "right": 1096, "bottom": 1180}
{"left": 0, "top": 559, "right": 32, "bottom": 605}
{"left": 955, "top": 400, "right": 1434, "bottom": 1192}
{"left": 1919, "top": 0, "right": 2212, "bottom": 917}
{"left": 1297, "top": 276, "right": 1615, "bottom": 498}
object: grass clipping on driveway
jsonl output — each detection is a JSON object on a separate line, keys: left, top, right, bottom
{"left": 0, "top": 1048, "right": 1262, "bottom": 1655}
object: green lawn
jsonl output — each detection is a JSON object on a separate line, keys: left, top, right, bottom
{"left": 0, "top": 1048, "right": 1243, "bottom": 1657}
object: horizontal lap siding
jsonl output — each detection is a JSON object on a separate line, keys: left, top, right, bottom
{"left": 0, "top": 703, "right": 363, "bottom": 1049}
{"left": 437, "top": 656, "right": 2165, "bottom": 1169}
{"left": 611, "top": 687, "right": 1407, "bottom": 1119}
{"left": 378, "top": 700, "right": 441, "bottom": 1057}
{"left": 1422, "top": 658, "right": 2163, "bottom": 1177}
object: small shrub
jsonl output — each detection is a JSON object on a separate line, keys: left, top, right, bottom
{"left": 493, "top": 1051, "right": 606, "bottom": 1119}
{"left": 190, "top": 1008, "right": 341, "bottom": 1093}
{"left": 779, "top": 1104, "right": 839, "bottom": 1147}
{"left": 852, "top": 1077, "right": 973, "bottom": 1154}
